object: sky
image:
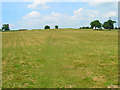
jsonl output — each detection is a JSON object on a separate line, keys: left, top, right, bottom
{"left": 1, "top": 1, "right": 118, "bottom": 30}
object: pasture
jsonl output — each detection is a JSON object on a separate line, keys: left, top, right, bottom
{"left": 2, "top": 29, "right": 118, "bottom": 88}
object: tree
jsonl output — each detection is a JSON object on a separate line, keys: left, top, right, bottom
{"left": 2, "top": 24, "right": 10, "bottom": 31}
{"left": 55, "top": 25, "right": 58, "bottom": 29}
{"left": 90, "top": 20, "right": 102, "bottom": 29}
{"left": 44, "top": 25, "right": 50, "bottom": 29}
{"left": 115, "top": 27, "right": 118, "bottom": 29}
{"left": 79, "top": 27, "right": 82, "bottom": 29}
{"left": 102, "top": 22, "right": 109, "bottom": 29}
{"left": 102, "top": 19, "right": 116, "bottom": 30}
{"left": 80, "top": 26, "right": 90, "bottom": 29}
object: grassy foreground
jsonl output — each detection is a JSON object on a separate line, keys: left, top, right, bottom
{"left": 2, "top": 29, "right": 118, "bottom": 88}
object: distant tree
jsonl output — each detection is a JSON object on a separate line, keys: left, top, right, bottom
{"left": 55, "top": 25, "right": 58, "bottom": 29}
{"left": 80, "top": 26, "right": 91, "bottom": 29}
{"left": 2, "top": 24, "right": 10, "bottom": 31}
{"left": 85, "top": 27, "right": 89, "bottom": 29}
{"left": 19, "top": 29, "right": 28, "bottom": 31}
{"left": 102, "top": 19, "right": 116, "bottom": 30}
{"left": 44, "top": 25, "right": 50, "bottom": 29}
{"left": 90, "top": 20, "right": 102, "bottom": 29}
{"left": 115, "top": 27, "right": 118, "bottom": 29}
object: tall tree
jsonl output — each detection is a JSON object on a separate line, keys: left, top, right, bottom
{"left": 55, "top": 25, "right": 58, "bottom": 29}
{"left": 102, "top": 19, "right": 116, "bottom": 30}
{"left": 2, "top": 24, "right": 10, "bottom": 31}
{"left": 90, "top": 20, "right": 102, "bottom": 29}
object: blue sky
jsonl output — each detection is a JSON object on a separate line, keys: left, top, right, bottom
{"left": 2, "top": 1, "right": 118, "bottom": 29}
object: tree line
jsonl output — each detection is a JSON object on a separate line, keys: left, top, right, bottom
{"left": 1, "top": 24, "right": 59, "bottom": 31}
{"left": 91, "top": 19, "right": 117, "bottom": 30}
{"left": 80, "top": 19, "right": 118, "bottom": 30}
{"left": 1, "top": 19, "right": 119, "bottom": 31}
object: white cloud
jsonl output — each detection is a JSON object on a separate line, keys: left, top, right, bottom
{"left": 105, "top": 11, "right": 117, "bottom": 18}
{"left": 20, "top": 8, "right": 100, "bottom": 29}
{"left": 2, "top": 1, "right": 118, "bottom": 29}
{"left": 71, "top": 8, "right": 99, "bottom": 21}
{"left": 9, "top": 24, "right": 17, "bottom": 29}
{"left": 15, "top": 7, "right": 117, "bottom": 29}
{"left": 9, "top": 24, "right": 14, "bottom": 27}
{"left": 51, "top": 12, "right": 62, "bottom": 17}
{"left": 27, "top": 0, "right": 49, "bottom": 9}
{"left": 22, "top": 11, "right": 41, "bottom": 19}
{"left": 73, "top": 8, "right": 83, "bottom": 15}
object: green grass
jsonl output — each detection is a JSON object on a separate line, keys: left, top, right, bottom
{"left": 2, "top": 29, "right": 118, "bottom": 88}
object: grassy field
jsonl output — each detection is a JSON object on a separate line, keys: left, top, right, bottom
{"left": 2, "top": 29, "right": 118, "bottom": 88}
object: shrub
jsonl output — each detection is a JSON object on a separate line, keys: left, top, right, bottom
{"left": 115, "top": 27, "right": 118, "bottom": 29}
{"left": 44, "top": 25, "right": 50, "bottom": 29}
{"left": 55, "top": 25, "right": 58, "bottom": 29}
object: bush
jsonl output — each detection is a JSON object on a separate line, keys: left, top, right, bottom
{"left": 44, "top": 25, "right": 50, "bottom": 29}
{"left": 115, "top": 27, "right": 118, "bottom": 29}
{"left": 82, "top": 27, "right": 85, "bottom": 29}
{"left": 55, "top": 25, "right": 58, "bottom": 29}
